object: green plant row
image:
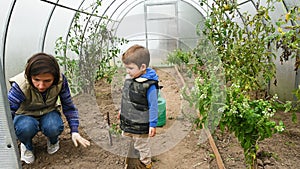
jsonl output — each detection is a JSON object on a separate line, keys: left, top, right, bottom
{"left": 167, "top": 0, "right": 299, "bottom": 168}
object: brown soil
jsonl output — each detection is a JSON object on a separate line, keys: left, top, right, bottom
{"left": 21, "top": 67, "right": 300, "bottom": 169}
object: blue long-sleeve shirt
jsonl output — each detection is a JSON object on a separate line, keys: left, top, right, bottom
{"left": 147, "top": 85, "right": 158, "bottom": 127}
{"left": 141, "top": 68, "right": 159, "bottom": 127}
{"left": 8, "top": 74, "right": 79, "bottom": 133}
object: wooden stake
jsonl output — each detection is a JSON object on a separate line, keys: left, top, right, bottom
{"left": 174, "top": 65, "right": 226, "bottom": 169}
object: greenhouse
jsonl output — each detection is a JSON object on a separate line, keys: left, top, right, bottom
{"left": 0, "top": 0, "right": 299, "bottom": 168}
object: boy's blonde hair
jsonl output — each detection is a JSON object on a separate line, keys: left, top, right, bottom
{"left": 122, "top": 44, "right": 150, "bottom": 68}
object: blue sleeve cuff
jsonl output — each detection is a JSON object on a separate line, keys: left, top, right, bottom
{"left": 70, "top": 126, "right": 79, "bottom": 133}
{"left": 149, "top": 122, "right": 157, "bottom": 128}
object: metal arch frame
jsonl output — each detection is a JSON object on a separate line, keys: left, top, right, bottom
{"left": 43, "top": 0, "right": 300, "bottom": 98}
{"left": 280, "top": 0, "right": 300, "bottom": 99}
{"left": 40, "top": 0, "right": 103, "bottom": 17}
{"left": 67, "top": 0, "right": 144, "bottom": 72}
{"left": 39, "top": 0, "right": 111, "bottom": 68}
{"left": 47, "top": 0, "right": 120, "bottom": 69}
{"left": 1, "top": 0, "right": 294, "bottom": 70}
{"left": 88, "top": 0, "right": 144, "bottom": 64}
{"left": 2, "top": 0, "right": 295, "bottom": 74}
{"left": 77, "top": 1, "right": 102, "bottom": 63}
{"left": 38, "top": 0, "right": 128, "bottom": 68}
{"left": 96, "top": 0, "right": 143, "bottom": 40}
{"left": 98, "top": 0, "right": 211, "bottom": 53}
{"left": 145, "top": 0, "right": 179, "bottom": 49}
{"left": 97, "top": 0, "right": 129, "bottom": 64}
{"left": 62, "top": 0, "right": 85, "bottom": 70}
{"left": 1, "top": 0, "right": 17, "bottom": 79}
{"left": 279, "top": 2, "right": 298, "bottom": 38}
{"left": 0, "top": 56, "right": 21, "bottom": 169}
{"left": 110, "top": 0, "right": 144, "bottom": 36}
{"left": 90, "top": 0, "right": 200, "bottom": 62}
{"left": 181, "top": 0, "right": 207, "bottom": 18}
{"left": 94, "top": 0, "right": 128, "bottom": 38}
{"left": 0, "top": 1, "right": 22, "bottom": 168}
{"left": 68, "top": 0, "right": 119, "bottom": 66}
{"left": 92, "top": 0, "right": 140, "bottom": 65}
{"left": 105, "top": 0, "right": 128, "bottom": 30}
{"left": 37, "top": 0, "right": 213, "bottom": 62}
{"left": 109, "top": 0, "right": 206, "bottom": 41}
{"left": 280, "top": 0, "right": 292, "bottom": 13}
{"left": 39, "top": 0, "right": 107, "bottom": 55}
{"left": 125, "top": 31, "right": 194, "bottom": 50}
{"left": 40, "top": 0, "right": 59, "bottom": 52}
{"left": 199, "top": 0, "right": 248, "bottom": 29}
{"left": 79, "top": 0, "right": 117, "bottom": 62}
{"left": 95, "top": 0, "right": 118, "bottom": 24}
{"left": 39, "top": 0, "right": 250, "bottom": 60}
{"left": 92, "top": 0, "right": 119, "bottom": 64}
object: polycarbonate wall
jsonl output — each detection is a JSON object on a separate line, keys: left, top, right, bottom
{"left": 113, "top": 0, "right": 204, "bottom": 65}
{"left": 1, "top": 0, "right": 84, "bottom": 81}
{"left": 0, "top": 0, "right": 299, "bottom": 99}
{"left": 1, "top": 0, "right": 203, "bottom": 81}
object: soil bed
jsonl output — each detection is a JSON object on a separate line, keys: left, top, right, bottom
{"left": 21, "top": 67, "right": 300, "bottom": 169}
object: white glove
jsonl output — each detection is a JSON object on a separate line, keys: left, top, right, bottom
{"left": 71, "top": 132, "right": 90, "bottom": 147}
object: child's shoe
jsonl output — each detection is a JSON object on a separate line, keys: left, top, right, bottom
{"left": 145, "top": 162, "right": 152, "bottom": 169}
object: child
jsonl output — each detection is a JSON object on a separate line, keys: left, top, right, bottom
{"left": 8, "top": 53, "right": 90, "bottom": 164}
{"left": 118, "top": 44, "right": 159, "bottom": 169}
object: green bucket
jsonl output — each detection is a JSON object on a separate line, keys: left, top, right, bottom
{"left": 157, "top": 91, "right": 166, "bottom": 127}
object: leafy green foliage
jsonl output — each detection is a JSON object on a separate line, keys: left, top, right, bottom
{"left": 271, "top": 6, "right": 300, "bottom": 123}
{"left": 109, "top": 123, "right": 122, "bottom": 135}
{"left": 201, "top": 0, "right": 277, "bottom": 93}
{"left": 54, "top": 2, "right": 127, "bottom": 95}
{"left": 55, "top": 53, "right": 81, "bottom": 94}
{"left": 271, "top": 6, "right": 300, "bottom": 68}
{"left": 169, "top": 0, "right": 297, "bottom": 168}
{"left": 220, "top": 84, "right": 284, "bottom": 165}
{"left": 166, "top": 49, "right": 191, "bottom": 71}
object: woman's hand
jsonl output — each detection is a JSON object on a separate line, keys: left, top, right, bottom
{"left": 71, "top": 132, "right": 90, "bottom": 147}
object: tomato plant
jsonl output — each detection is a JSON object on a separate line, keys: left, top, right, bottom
{"left": 54, "top": 2, "right": 127, "bottom": 95}
{"left": 175, "top": 0, "right": 296, "bottom": 168}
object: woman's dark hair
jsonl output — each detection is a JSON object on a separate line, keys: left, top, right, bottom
{"left": 25, "top": 53, "right": 60, "bottom": 86}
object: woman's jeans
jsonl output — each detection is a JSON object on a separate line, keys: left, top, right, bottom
{"left": 13, "top": 111, "right": 64, "bottom": 151}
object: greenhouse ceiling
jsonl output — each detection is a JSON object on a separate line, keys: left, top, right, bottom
{"left": 0, "top": 0, "right": 299, "bottom": 99}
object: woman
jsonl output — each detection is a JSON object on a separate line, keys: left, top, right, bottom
{"left": 8, "top": 53, "right": 90, "bottom": 164}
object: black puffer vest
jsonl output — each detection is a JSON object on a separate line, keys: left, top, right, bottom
{"left": 120, "top": 78, "right": 158, "bottom": 134}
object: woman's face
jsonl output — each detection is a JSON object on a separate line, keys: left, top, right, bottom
{"left": 31, "top": 73, "right": 54, "bottom": 92}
